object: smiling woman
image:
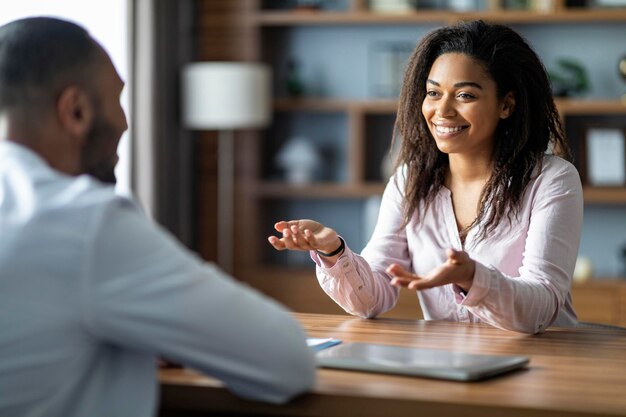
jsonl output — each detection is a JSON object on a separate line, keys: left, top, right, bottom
{"left": 267, "top": 20, "right": 583, "bottom": 335}
{"left": 0, "top": 0, "right": 130, "bottom": 195}
{"left": 420, "top": 52, "right": 516, "bottom": 235}
{"left": 422, "top": 54, "right": 514, "bottom": 160}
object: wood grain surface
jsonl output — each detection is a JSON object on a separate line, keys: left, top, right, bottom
{"left": 159, "top": 313, "right": 626, "bottom": 417}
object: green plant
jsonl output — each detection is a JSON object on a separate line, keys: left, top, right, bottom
{"left": 548, "top": 58, "right": 590, "bottom": 97}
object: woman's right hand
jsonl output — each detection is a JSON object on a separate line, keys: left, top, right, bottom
{"left": 267, "top": 219, "right": 342, "bottom": 255}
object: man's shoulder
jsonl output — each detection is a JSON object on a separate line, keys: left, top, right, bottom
{"left": 0, "top": 141, "right": 138, "bottom": 213}
{"left": 58, "top": 175, "right": 134, "bottom": 210}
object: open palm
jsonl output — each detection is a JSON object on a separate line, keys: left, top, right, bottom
{"left": 267, "top": 219, "right": 340, "bottom": 254}
{"left": 386, "top": 249, "right": 475, "bottom": 293}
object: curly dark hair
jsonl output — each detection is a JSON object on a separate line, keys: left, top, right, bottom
{"left": 394, "top": 19, "right": 571, "bottom": 243}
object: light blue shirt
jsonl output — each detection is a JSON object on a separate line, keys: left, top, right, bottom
{"left": 0, "top": 141, "right": 315, "bottom": 417}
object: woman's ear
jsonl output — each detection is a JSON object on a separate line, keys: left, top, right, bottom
{"left": 56, "top": 86, "right": 94, "bottom": 144}
{"left": 499, "top": 91, "right": 516, "bottom": 120}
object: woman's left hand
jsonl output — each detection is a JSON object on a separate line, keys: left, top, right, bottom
{"left": 386, "top": 249, "right": 475, "bottom": 293}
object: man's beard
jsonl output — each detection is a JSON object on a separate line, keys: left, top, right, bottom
{"left": 81, "top": 113, "right": 119, "bottom": 185}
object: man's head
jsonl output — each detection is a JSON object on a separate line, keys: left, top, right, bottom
{"left": 0, "top": 17, "right": 127, "bottom": 184}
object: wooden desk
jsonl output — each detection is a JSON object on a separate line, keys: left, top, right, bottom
{"left": 159, "top": 313, "right": 626, "bottom": 417}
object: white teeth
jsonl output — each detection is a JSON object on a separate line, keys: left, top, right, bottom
{"left": 435, "top": 125, "right": 465, "bottom": 134}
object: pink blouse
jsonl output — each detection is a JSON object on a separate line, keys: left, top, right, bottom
{"left": 311, "top": 155, "right": 583, "bottom": 334}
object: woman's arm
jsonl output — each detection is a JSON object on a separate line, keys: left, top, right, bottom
{"left": 461, "top": 161, "right": 583, "bottom": 333}
{"left": 312, "top": 174, "right": 413, "bottom": 318}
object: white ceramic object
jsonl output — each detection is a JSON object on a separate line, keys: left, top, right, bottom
{"left": 573, "top": 257, "right": 593, "bottom": 283}
{"left": 275, "top": 136, "right": 322, "bottom": 184}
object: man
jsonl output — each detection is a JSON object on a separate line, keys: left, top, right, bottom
{"left": 0, "top": 17, "right": 315, "bottom": 417}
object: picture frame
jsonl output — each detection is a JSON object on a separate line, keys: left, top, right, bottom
{"left": 367, "top": 41, "right": 414, "bottom": 99}
{"left": 592, "top": 0, "right": 626, "bottom": 7}
{"left": 583, "top": 126, "right": 626, "bottom": 186}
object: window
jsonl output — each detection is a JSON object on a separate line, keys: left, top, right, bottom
{"left": 0, "top": 1, "right": 131, "bottom": 195}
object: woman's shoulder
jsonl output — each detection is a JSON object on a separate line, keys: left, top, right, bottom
{"left": 533, "top": 154, "right": 582, "bottom": 193}
{"left": 390, "top": 164, "right": 408, "bottom": 186}
{"left": 538, "top": 154, "right": 580, "bottom": 179}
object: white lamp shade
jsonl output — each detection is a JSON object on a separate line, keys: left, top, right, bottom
{"left": 182, "top": 62, "right": 271, "bottom": 129}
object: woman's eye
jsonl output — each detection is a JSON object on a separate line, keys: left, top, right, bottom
{"left": 458, "top": 93, "right": 475, "bottom": 99}
{"left": 426, "top": 90, "right": 439, "bottom": 97}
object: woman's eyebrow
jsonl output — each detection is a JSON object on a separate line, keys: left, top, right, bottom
{"left": 454, "top": 81, "right": 483, "bottom": 89}
{"left": 427, "top": 79, "right": 483, "bottom": 90}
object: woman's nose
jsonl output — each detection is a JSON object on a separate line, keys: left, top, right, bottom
{"left": 436, "top": 96, "right": 456, "bottom": 117}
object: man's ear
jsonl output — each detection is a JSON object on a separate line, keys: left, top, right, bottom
{"left": 56, "top": 86, "right": 94, "bottom": 142}
{"left": 500, "top": 91, "right": 516, "bottom": 120}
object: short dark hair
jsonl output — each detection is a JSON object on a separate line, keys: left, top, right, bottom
{"left": 395, "top": 20, "right": 570, "bottom": 243}
{"left": 0, "top": 17, "right": 101, "bottom": 112}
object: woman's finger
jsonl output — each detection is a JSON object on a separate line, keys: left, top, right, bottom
{"left": 386, "top": 263, "right": 417, "bottom": 279}
{"left": 408, "top": 278, "right": 432, "bottom": 291}
{"left": 267, "top": 236, "right": 287, "bottom": 251}
{"left": 281, "top": 228, "right": 298, "bottom": 249}
{"left": 390, "top": 277, "right": 414, "bottom": 287}
{"left": 274, "top": 221, "right": 291, "bottom": 232}
{"left": 290, "top": 225, "right": 312, "bottom": 249}
{"left": 447, "top": 249, "right": 467, "bottom": 265}
{"left": 302, "top": 229, "right": 319, "bottom": 250}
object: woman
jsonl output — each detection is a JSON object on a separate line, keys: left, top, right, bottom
{"left": 268, "top": 20, "right": 583, "bottom": 334}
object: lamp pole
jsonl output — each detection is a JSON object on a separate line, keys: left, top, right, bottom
{"left": 181, "top": 62, "right": 270, "bottom": 274}
{"left": 218, "top": 129, "right": 234, "bottom": 274}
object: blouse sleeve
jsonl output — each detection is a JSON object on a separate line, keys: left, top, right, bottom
{"left": 311, "top": 171, "right": 412, "bottom": 318}
{"left": 459, "top": 160, "right": 583, "bottom": 334}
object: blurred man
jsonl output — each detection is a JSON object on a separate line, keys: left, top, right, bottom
{"left": 0, "top": 17, "right": 315, "bottom": 417}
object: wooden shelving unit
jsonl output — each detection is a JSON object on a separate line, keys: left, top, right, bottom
{"left": 255, "top": 9, "right": 626, "bottom": 26}
{"left": 270, "top": 97, "right": 626, "bottom": 203}
{"left": 274, "top": 97, "right": 398, "bottom": 112}
{"left": 246, "top": 183, "right": 626, "bottom": 204}
{"left": 242, "top": 182, "right": 385, "bottom": 198}
{"left": 276, "top": 97, "right": 626, "bottom": 115}
{"left": 583, "top": 187, "right": 626, "bottom": 204}
{"left": 572, "top": 280, "right": 626, "bottom": 326}
{"left": 555, "top": 98, "right": 626, "bottom": 115}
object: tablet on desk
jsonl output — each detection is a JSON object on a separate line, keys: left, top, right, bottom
{"left": 316, "top": 342, "right": 529, "bottom": 381}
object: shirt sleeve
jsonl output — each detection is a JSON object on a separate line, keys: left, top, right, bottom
{"left": 311, "top": 174, "right": 410, "bottom": 318}
{"left": 81, "top": 198, "right": 315, "bottom": 404}
{"left": 457, "top": 160, "right": 583, "bottom": 334}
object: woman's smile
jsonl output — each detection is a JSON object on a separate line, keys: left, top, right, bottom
{"left": 432, "top": 122, "right": 469, "bottom": 137}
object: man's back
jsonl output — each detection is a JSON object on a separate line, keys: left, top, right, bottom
{"left": 0, "top": 142, "right": 315, "bottom": 416}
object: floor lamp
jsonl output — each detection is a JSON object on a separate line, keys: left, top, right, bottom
{"left": 182, "top": 62, "right": 271, "bottom": 274}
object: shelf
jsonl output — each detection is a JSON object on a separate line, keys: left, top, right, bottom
{"left": 555, "top": 99, "right": 626, "bottom": 115}
{"left": 243, "top": 182, "right": 385, "bottom": 198}
{"left": 573, "top": 279, "right": 626, "bottom": 287}
{"left": 571, "top": 279, "right": 626, "bottom": 326}
{"left": 244, "top": 182, "right": 626, "bottom": 202}
{"left": 582, "top": 187, "right": 626, "bottom": 204}
{"left": 275, "top": 98, "right": 626, "bottom": 116}
{"left": 256, "top": 10, "right": 450, "bottom": 25}
{"left": 274, "top": 98, "right": 397, "bottom": 113}
{"left": 255, "top": 9, "right": 626, "bottom": 26}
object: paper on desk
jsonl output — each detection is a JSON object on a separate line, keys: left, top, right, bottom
{"left": 306, "top": 338, "right": 342, "bottom": 351}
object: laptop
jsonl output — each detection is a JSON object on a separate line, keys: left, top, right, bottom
{"left": 316, "top": 342, "right": 529, "bottom": 381}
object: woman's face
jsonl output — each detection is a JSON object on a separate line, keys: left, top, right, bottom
{"left": 421, "top": 53, "right": 514, "bottom": 158}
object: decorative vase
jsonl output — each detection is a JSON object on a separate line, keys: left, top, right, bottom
{"left": 275, "top": 136, "right": 321, "bottom": 184}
